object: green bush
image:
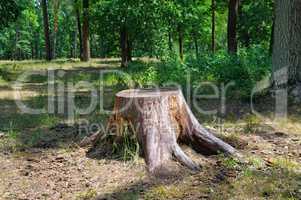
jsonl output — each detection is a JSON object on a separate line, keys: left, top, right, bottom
{"left": 121, "top": 46, "right": 271, "bottom": 99}
{"left": 187, "top": 46, "right": 271, "bottom": 98}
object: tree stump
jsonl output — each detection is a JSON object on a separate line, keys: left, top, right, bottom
{"left": 109, "top": 88, "right": 238, "bottom": 174}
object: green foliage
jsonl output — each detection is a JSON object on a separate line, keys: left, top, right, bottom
{"left": 0, "top": 0, "right": 274, "bottom": 61}
{"left": 125, "top": 61, "right": 159, "bottom": 87}
{"left": 0, "top": 0, "right": 23, "bottom": 29}
{"left": 0, "top": 0, "right": 40, "bottom": 59}
{"left": 187, "top": 46, "right": 271, "bottom": 97}
{"left": 238, "top": 0, "right": 274, "bottom": 48}
{"left": 119, "top": 46, "right": 271, "bottom": 99}
{"left": 217, "top": 154, "right": 241, "bottom": 170}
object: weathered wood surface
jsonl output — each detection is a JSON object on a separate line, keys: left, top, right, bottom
{"left": 108, "top": 88, "right": 238, "bottom": 174}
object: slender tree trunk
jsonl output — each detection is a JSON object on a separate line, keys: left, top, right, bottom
{"left": 272, "top": 0, "right": 301, "bottom": 86}
{"left": 53, "top": 32, "right": 57, "bottom": 59}
{"left": 269, "top": 17, "right": 275, "bottom": 55}
{"left": 52, "top": 0, "right": 60, "bottom": 59}
{"left": 211, "top": 0, "right": 216, "bottom": 53}
{"left": 31, "top": 41, "right": 34, "bottom": 59}
{"left": 178, "top": 26, "right": 184, "bottom": 61}
{"left": 34, "top": 31, "right": 39, "bottom": 59}
{"left": 14, "top": 26, "right": 20, "bottom": 60}
{"left": 193, "top": 33, "right": 199, "bottom": 58}
{"left": 168, "top": 31, "right": 173, "bottom": 51}
{"left": 100, "top": 36, "right": 104, "bottom": 58}
{"left": 127, "top": 36, "right": 132, "bottom": 62}
{"left": 76, "top": 5, "right": 83, "bottom": 59}
{"left": 227, "top": 0, "right": 239, "bottom": 54}
{"left": 41, "top": 0, "right": 52, "bottom": 61}
{"left": 120, "top": 25, "right": 131, "bottom": 67}
{"left": 82, "top": 0, "right": 90, "bottom": 61}
{"left": 168, "top": 21, "right": 173, "bottom": 51}
{"left": 72, "top": 29, "right": 77, "bottom": 58}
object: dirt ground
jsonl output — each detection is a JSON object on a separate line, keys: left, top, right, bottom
{"left": 0, "top": 130, "right": 300, "bottom": 200}
{"left": 0, "top": 60, "right": 300, "bottom": 200}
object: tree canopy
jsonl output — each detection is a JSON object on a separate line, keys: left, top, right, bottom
{"left": 0, "top": 0, "right": 274, "bottom": 61}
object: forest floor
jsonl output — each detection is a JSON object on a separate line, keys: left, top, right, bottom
{"left": 0, "top": 59, "right": 300, "bottom": 200}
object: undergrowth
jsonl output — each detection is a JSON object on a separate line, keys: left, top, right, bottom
{"left": 117, "top": 47, "right": 272, "bottom": 99}
{"left": 97, "top": 123, "right": 141, "bottom": 162}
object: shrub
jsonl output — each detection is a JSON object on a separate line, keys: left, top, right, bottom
{"left": 101, "top": 46, "right": 271, "bottom": 99}
{"left": 187, "top": 46, "right": 271, "bottom": 98}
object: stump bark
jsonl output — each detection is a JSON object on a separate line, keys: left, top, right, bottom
{"left": 109, "top": 88, "right": 238, "bottom": 174}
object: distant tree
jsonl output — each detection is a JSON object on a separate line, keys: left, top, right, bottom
{"left": 82, "top": 0, "right": 90, "bottom": 61}
{"left": 94, "top": 0, "right": 167, "bottom": 67}
{"left": 272, "top": 0, "right": 301, "bottom": 86}
{"left": 227, "top": 0, "right": 239, "bottom": 54}
{"left": 120, "top": 24, "right": 132, "bottom": 67}
{"left": 74, "top": 0, "right": 83, "bottom": 59}
{"left": 178, "top": 25, "right": 184, "bottom": 61}
{"left": 41, "top": 0, "right": 52, "bottom": 61}
{"left": 269, "top": 17, "right": 275, "bottom": 55}
{"left": 211, "top": 0, "right": 216, "bottom": 53}
{"left": 52, "top": 0, "right": 60, "bottom": 59}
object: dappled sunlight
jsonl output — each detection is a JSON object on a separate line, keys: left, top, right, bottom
{"left": 0, "top": 0, "right": 299, "bottom": 197}
{"left": 0, "top": 59, "right": 300, "bottom": 199}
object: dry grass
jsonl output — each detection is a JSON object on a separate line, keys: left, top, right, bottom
{"left": 0, "top": 58, "right": 120, "bottom": 71}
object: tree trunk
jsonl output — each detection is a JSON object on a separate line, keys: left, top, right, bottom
{"left": 120, "top": 25, "right": 132, "bottom": 67}
{"left": 178, "top": 26, "right": 184, "bottom": 61}
{"left": 14, "top": 26, "right": 20, "bottom": 60}
{"left": 34, "top": 31, "right": 39, "bottom": 59}
{"left": 75, "top": 4, "right": 83, "bottom": 59}
{"left": 168, "top": 30, "right": 173, "bottom": 51}
{"left": 53, "top": 32, "right": 57, "bottom": 59}
{"left": 31, "top": 40, "right": 34, "bottom": 59}
{"left": 52, "top": 0, "right": 60, "bottom": 59}
{"left": 211, "top": 0, "right": 216, "bottom": 53}
{"left": 82, "top": 0, "right": 90, "bottom": 61}
{"left": 272, "top": 0, "right": 301, "bottom": 86}
{"left": 127, "top": 36, "right": 132, "bottom": 62}
{"left": 193, "top": 33, "right": 199, "bottom": 58}
{"left": 72, "top": 29, "right": 77, "bottom": 58}
{"left": 41, "top": 0, "right": 52, "bottom": 61}
{"left": 269, "top": 18, "right": 275, "bottom": 55}
{"left": 227, "top": 0, "right": 239, "bottom": 54}
{"left": 108, "top": 88, "right": 238, "bottom": 174}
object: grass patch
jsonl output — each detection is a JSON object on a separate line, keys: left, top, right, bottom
{"left": 268, "top": 157, "right": 300, "bottom": 171}
{"left": 247, "top": 155, "right": 266, "bottom": 169}
{"left": 75, "top": 188, "right": 97, "bottom": 200}
{"left": 144, "top": 185, "right": 185, "bottom": 200}
{"left": 0, "top": 129, "right": 54, "bottom": 152}
{"left": 243, "top": 114, "right": 262, "bottom": 134}
{"left": 0, "top": 58, "right": 117, "bottom": 71}
{"left": 0, "top": 113, "right": 59, "bottom": 132}
{"left": 0, "top": 130, "right": 23, "bottom": 153}
{"left": 213, "top": 155, "right": 301, "bottom": 200}
{"left": 219, "top": 133, "right": 249, "bottom": 149}
{"left": 110, "top": 124, "right": 140, "bottom": 162}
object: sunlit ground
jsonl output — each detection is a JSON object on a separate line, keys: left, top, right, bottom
{"left": 0, "top": 60, "right": 300, "bottom": 200}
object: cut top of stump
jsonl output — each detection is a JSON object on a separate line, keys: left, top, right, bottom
{"left": 116, "top": 88, "right": 181, "bottom": 99}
